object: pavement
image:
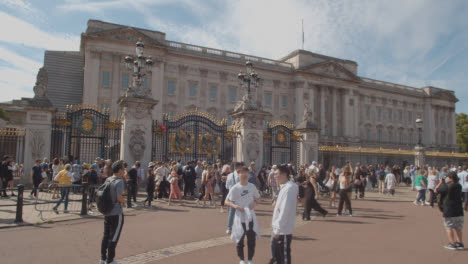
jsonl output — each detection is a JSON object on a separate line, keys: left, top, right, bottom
{"left": 0, "top": 186, "right": 466, "bottom": 264}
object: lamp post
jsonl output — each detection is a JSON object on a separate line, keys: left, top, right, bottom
{"left": 236, "top": 60, "right": 261, "bottom": 111}
{"left": 124, "top": 39, "right": 153, "bottom": 97}
{"left": 416, "top": 118, "right": 423, "bottom": 146}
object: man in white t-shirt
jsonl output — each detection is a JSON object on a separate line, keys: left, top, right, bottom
{"left": 458, "top": 165, "right": 468, "bottom": 211}
{"left": 225, "top": 166, "right": 261, "bottom": 264}
{"left": 308, "top": 161, "right": 319, "bottom": 175}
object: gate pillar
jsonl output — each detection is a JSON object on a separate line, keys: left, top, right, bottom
{"left": 414, "top": 145, "right": 425, "bottom": 167}
{"left": 230, "top": 109, "right": 271, "bottom": 169}
{"left": 296, "top": 108, "right": 320, "bottom": 166}
{"left": 119, "top": 97, "right": 158, "bottom": 167}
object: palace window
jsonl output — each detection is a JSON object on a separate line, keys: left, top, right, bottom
{"left": 399, "top": 131, "right": 403, "bottom": 144}
{"left": 228, "top": 117, "right": 233, "bottom": 126}
{"left": 409, "top": 133, "right": 413, "bottom": 144}
{"left": 365, "top": 106, "right": 370, "bottom": 120}
{"left": 388, "top": 109, "right": 393, "bottom": 121}
{"left": 102, "top": 71, "right": 110, "bottom": 87}
{"left": 168, "top": 111, "right": 175, "bottom": 118}
{"left": 388, "top": 132, "right": 393, "bottom": 142}
{"left": 121, "top": 73, "right": 129, "bottom": 89}
{"left": 189, "top": 83, "right": 197, "bottom": 97}
{"left": 143, "top": 76, "right": 149, "bottom": 89}
{"left": 210, "top": 86, "right": 217, "bottom": 100}
{"left": 366, "top": 129, "right": 371, "bottom": 141}
{"left": 264, "top": 92, "right": 272, "bottom": 107}
{"left": 229, "top": 88, "right": 236, "bottom": 103}
{"left": 408, "top": 111, "right": 413, "bottom": 123}
{"left": 377, "top": 128, "right": 382, "bottom": 142}
{"left": 281, "top": 95, "right": 287, "bottom": 108}
{"left": 168, "top": 80, "right": 176, "bottom": 95}
{"left": 377, "top": 108, "right": 382, "bottom": 121}
{"left": 398, "top": 110, "right": 402, "bottom": 122}
{"left": 100, "top": 104, "right": 109, "bottom": 110}
{"left": 324, "top": 100, "right": 328, "bottom": 113}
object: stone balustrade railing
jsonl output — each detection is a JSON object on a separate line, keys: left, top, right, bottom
{"left": 167, "top": 41, "right": 293, "bottom": 70}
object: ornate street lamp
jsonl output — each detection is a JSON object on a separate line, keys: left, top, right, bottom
{"left": 124, "top": 39, "right": 153, "bottom": 97}
{"left": 235, "top": 60, "right": 261, "bottom": 111}
{"left": 416, "top": 117, "right": 423, "bottom": 146}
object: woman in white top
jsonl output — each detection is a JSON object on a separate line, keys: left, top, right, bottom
{"left": 337, "top": 163, "right": 353, "bottom": 216}
{"left": 51, "top": 158, "right": 61, "bottom": 199}
{"left": 426, "top": 168, "right": 440, "bottom": 207}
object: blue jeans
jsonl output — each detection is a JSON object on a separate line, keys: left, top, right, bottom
{"left": 55, "top": 187, "right": 70, "bottom": 210}
{"left": 416, "top": 189, "right": 426, "bottom": 202}
{"left": 227, "top": 207, "right": 235, "bottom": 230}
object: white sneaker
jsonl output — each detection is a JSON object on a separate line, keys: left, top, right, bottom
{"left": 424, "top": 202, "right": 431, "bottom": 206}
{"left": 108, "top": 261, "right": 118, "bottom": 264}
{"left": 196, "top": 199, "right": 200, "bottom": 205}
{"left": 239, "top": 261, "right": 246, "bottom": 264}
{"left": 226, "top": 229, "right": 231, "bottom": 235}
{"left": 210, "top": 201, "right": 214, "bottom": 206}
{"left": 413, "top": 201, "right": 419, "bottom": 205}
{"left": 248, "top": 261, "right": 254, "bottom": 264}
{"left": 99, "top": 260, "right": 106, "bottom": 264}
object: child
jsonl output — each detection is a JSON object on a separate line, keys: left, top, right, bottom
{"left": 225, "top": 166, "right": 261, "bottom": 264}
{"left": 144, "top": 168, "right": 156, "bottom": 208}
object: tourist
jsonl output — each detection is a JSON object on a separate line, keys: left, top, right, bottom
{"left": 220, "top": 164, "right": 231, "bottom": 213}
{"left": 85, "top": 164, "right": 99, "bottom": 212}
{"left": 403, "top": 166, "right": 411, "bottom": 186}
{"left": 257, "top": 166, "right": 267, "bottom": 196}
{"left": 53, "top": 164, "right": 72, "bottom": 214}
{"left": 327, "top": 166, "right": 338, "bottom": 208}
{"left": 270, "top": 164, "right": 298, "bottom": 264}
{"left": 100, "top": 161, "right": 126, "bottom": 264}
{"left": 437, "top": 171, "right": 464, "bottom": 250}
{"left": 385, "top": 167, "right": 397, "bottom": 196}
{"left": 29, "top": 159, "right": 43, "bottom": 198}
{"left": 197, "top": 165, "right": 209, "bottom": 205}
{"left": 268, "top": 165, "right": 279, "bottom": 203}
{"left": 308, "top": 161, "right": 319, "bottom": 175}
{"left": 143, "top": 167, "right": 156, "bottom": 208}
{"left": 413, "top": 168, "right": 428, "bottom": 206}
{"left": 155, "top": 162, "right": 170, "bottom": 199}
{"left": 303, "top": 171, "right": 328, "bottom": 220}
{"left": 337, "top": 163, "right": 353, "bottom": 216}
{"left": 353, "top": 166, "right": 364, "bottom": 199}
{"left": 317, "top": 164, "right": 327, "bottom": 192}
{"left": 168, "top": 168, "right": 183, "bottom": 206}
{"left": 455, "top": 166, "right": 468, "bottom": 211}
{"left": 1, "top": 155, "right": 14, "bottom": 197}
{"left": 377, "top": 165, "right": 386, "bottom": 194}
{"left": 427, "top": 167, "right": 440, "bottom": 207}
{"left": 71, "top": 160, "right": 83, "bottom": 193}
{"left": 226, "top": 162, "right": 242, "bottom": 234}
{"left": 248, "top": 162, "right": 257, "bottom": 186}
{"left": 203, "top": 166, "right": 216, "bottom": 208}
{"left": 102, "top": 159, "right": 113, "bottom": 182}
{"left": 40, "top": 158, "right": 51, "bottom": 181}
{"left": 127, "top": 161, "right": 140, "bottom": 206}
{"left": 225, "top": 166, "right": 260, "bottom": 264}
{"left": 194, "top": 160, "right": 203, "bottom": 197}
{"left": 183, "top": 161, "right": 196, "bottom": 199}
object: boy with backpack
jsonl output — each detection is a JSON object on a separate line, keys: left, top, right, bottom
{"left": 377, "top": 166, "right": 386, "bottom": 194}
{"left": 98, "top": 161, "right": 126, "bottom": 264}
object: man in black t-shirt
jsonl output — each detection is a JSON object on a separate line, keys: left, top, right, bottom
{"left": 127, "top": 161, "right": 140, "bottom": 205}
{"left": 86, "top": 164, "right": 99, "bottom": 211}
{"left": 1, "top": 156, "right": 13, "bottom": 197}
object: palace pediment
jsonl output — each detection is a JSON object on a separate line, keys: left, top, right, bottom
{"left": 299, "top": 61, "right": 360, "bottom": 81}
{"left": 84, "top": 27, "right": 165, "bottom": 47}
{"left": 429, "top": 89, "right": 458, "bottom": 103}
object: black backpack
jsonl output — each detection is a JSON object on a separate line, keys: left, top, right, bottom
{"left": 96, "top": 178, "right": 115, "bottom": 215}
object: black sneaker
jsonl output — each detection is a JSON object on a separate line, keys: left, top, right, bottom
{"left": 53, "top": 207, "right": 59, "bottom": 214}
{"left": 455, "top": 242, "right": 464, "bottom": 250}
{"left": 444, "top": 243, "right": 457, "bottom": 250}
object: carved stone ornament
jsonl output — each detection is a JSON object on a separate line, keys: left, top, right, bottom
{"left": 129, "top": 128, "right": 146, "bottom": 161}
{"left": 125, "top": 76, "right": 151, "bottom": 98}
{"left": 29, "top": 130, "right": 45, "bottom": 160}
{"left": 233, "top": 93, "right": 260, "bottom": 112}
{"left": 125, "top": 103, "right": 152, "bottom": 120}
{"left": 245, "top": 132, "right": 260, "bottom": 162}
{"left": 33, "top": 67, "right": 48, "bottom": 98}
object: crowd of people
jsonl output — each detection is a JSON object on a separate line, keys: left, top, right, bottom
{"left": 1, "top": 153, "right": 466, "bottom": 263}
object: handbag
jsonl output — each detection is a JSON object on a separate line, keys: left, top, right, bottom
{"left": 214, "top": 183, "right": 221, "bottom": 194}
{"left": 325, "top": 179, "right": 334, "bottom": 189}
{"left": 41, "top": 171, "right": 48, "bottom": 179}
{"left": 167, "top": 175, "right": 175, "bottom": 184}
{"left": 354, "top": 179, "right": 361, "bottom": 186}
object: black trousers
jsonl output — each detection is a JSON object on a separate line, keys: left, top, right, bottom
{"left": 128, "top": 182, "right": 137, "bottom": 202}
{"left": 221, "top": 184, "right": 228, "bottom": 206}
{"left": 303, "top": 195, "right": 327, "bottom": 219}
{"left": 158, "top": 181, "right": 169, "bottom": 198}
{"left": 145, "top": 191, "right": 154, "bottom": 206}
{"left": 101, "top": 214, "right": 124, "bottom": 263}
{"left": 237, "top": 221, "right": 256, "bottom": 261}
{"left": 2, "top": 178, "right": 9, "bottom": 196}
{"left": 30, "top": 180, "right": 41, "bottom": 197}
{"left": 338, "top": 189, "right": 352, "bottom": 215}
{"left": 184, "top": 181, "right": 194, "bottom": 197}
{"left": 273, "top": 234, "right": 292, "bottom": 264}
{"left": 198, "top": 184, "right": 206, "bottom": 200}
{"left": 428, "top": 189, "right": 436, "bottom": 206}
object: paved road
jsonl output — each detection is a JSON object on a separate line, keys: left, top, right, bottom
{"left": 0, "top": 187, "right": 466, "bottom": 264}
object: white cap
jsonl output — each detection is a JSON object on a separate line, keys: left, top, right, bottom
{"left": 312, "top": 161, "right": 317, "bottom": 165}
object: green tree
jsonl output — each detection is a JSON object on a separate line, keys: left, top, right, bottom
{"left": 0, "top": 106, "right": 7, "bottom": 121}
{"left": 456, "top": 113, "right": 468, "bottom": 152}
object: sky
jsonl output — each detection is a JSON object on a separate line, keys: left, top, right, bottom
{"left": 0, "top": 0, "right": 467, "bottom": 113}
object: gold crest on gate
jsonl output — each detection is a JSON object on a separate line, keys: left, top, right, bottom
{"left": 171, "top": 131, "right": 194, "bottom": 156}
{"left": 198, "top": 133, "right": 221, "bottom": 159}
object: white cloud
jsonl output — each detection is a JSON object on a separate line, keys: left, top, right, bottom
{"left": 0, "top": 0, "right": 33, "bottom": 12}
{"left": 0, "top": 11, "right": 79, "bottom": 50}
{"left": 0, "top": 46, "right": 41, "bottom": 72}
{"left": 0, "top": 67, "right": 35, "bottom": 101}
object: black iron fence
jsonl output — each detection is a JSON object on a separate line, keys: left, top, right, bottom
{"left": 0, "top": 128, "right": 25, "bottom": 164}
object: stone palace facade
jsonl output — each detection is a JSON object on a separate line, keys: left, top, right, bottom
{"left": 66, "top": 20, "right": 457, "bottom": 152}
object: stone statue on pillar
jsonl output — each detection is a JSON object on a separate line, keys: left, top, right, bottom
{"left": 297, "top": 103, "right": 320, "bottom": 165}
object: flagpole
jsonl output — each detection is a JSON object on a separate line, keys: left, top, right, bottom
{"left": 302, "top": 19, "right": 304, "bottom": 50}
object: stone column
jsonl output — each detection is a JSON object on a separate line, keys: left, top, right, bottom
{"left": 414, "top": 145, "right": 425, "bottom": 167}
{"left": 119, "top": 97, "right": 158, "bottom": 167}
{"left": 320, "top": 86, "right": 326, "bottom": 135}
{"left": 332, "top": 87, "right": 338, "bottom": 137}
{"left": 294, "top": 81, "right": 305, "bottom": 126}
{"left": 23, "top": 109, "right": 54, "bottom": 184}
{"left": 230, "top": 109, "right": 271, "bottom": 169}
{"left": 151, "top": 58, "right": 165, "bottom": 121}
{"left": 298, "top": 129, "right": 319, "bottom": 165}
{"left": 83, "top": 51, "right": 100, "bottom": 105}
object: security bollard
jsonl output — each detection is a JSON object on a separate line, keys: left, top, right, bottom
{"left": 80, "top": 183, "right": 88, "bottom": 216}
{"left": 15, "top": 184, "right": 24, "bottom": 223}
